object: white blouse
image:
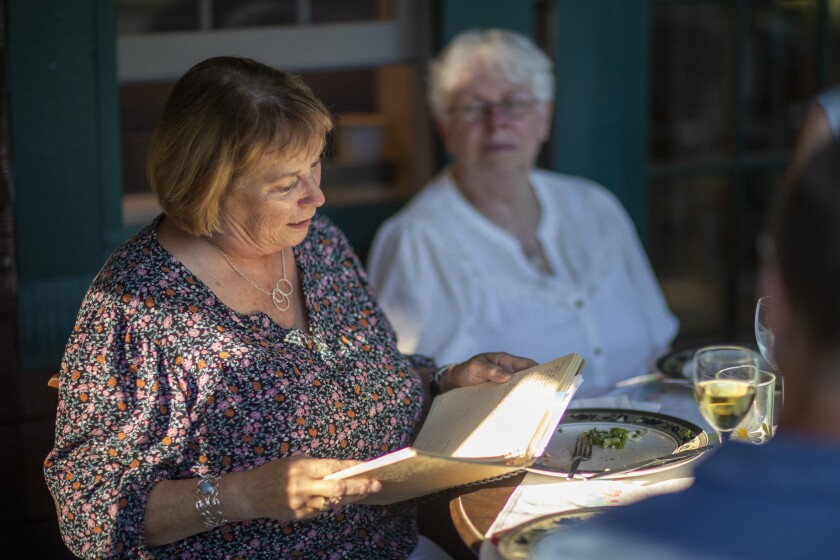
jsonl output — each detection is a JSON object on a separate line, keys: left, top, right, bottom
{"left": 367, "top": 169, "right": 678, "bottom": 396}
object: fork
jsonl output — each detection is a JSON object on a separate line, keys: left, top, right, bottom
{"left": 566, "top": 432, "right": 592, "bottom": 480}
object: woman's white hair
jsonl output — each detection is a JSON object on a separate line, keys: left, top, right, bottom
{"left": 427, "top": 28, "right": 554, "bottom": 117}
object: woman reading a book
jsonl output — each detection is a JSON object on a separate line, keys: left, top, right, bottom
{"left": 44, "top": 56, "right": 534, "bottom": 560}
{"left": 368, "top": 28, "right": 677, "bottom": 396}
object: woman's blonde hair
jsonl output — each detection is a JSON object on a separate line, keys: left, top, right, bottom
{"left": 147, "top": 56, "right": 333, "bottom": 236}
{"left": 427, "top": 28, "right": 554, "bottom": 117}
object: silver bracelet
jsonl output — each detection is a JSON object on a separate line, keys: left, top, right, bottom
{"left": 195, "top": 474, "right": 227, "bottom": 529}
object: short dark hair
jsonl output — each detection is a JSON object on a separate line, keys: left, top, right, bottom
{"left": 772, "top": 138, "right": 840, "bottom": 345}
{"left": 147, "top": 56, "right": 333, "bottom": 236}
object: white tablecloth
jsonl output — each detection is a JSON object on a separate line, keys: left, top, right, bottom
{"left": 479, "top": 379, "right": 715, "bottom": 560}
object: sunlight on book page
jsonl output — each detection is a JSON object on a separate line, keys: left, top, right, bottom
{"left": 528, "top": 375, "right": 583, "bottom": 457}
{"left": 448, "top": 382, "right": 556, "bottom": 458}
{"left": 413, "top": 354, "right": 583, "bottom": 459}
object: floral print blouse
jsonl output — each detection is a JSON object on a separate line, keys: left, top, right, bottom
{"left": 44, "top": 214, "right": 431, "bottom": 559}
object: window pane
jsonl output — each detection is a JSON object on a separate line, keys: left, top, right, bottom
{"left": 744, "top": 0, "right": 822, "bottom": 153}
{"left": 120, "top": 81, "right": 174, "bottom": 195}
{"left": 311, "top": 0, "right": 388, "bottom": 24}
{"left": 117, "top": 0, "right": 200, "bottom": 34}
{"left": 300, "top": 68, "right": 394, "bottom": 191}
{"left": 650, "top": 3, "right": 734, "bottom": 163}
{"left": 831, "top": 0, "right": 840, "bottom": 86}
{"left": 648, "top": 174, "right": 731, "bottom": 339}
{"left": 119, "top": 67, "right": 378, "bottom": 197}
{"left": 117, "top": 1, "right": 393, "bottom": 34}
{"left": 119, "top": 65, "right": 423, "bottom": 199}
{"left": 215, "top": 1, "right": 297, "bottom": 28}
{"left": 736, "top": 168, "right": 783, "bottom": 336}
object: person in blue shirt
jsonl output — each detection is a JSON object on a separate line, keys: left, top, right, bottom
{"left": 532, "top": 139, "right": 840, "bottom": 560}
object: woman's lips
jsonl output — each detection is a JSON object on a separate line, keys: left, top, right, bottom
{"left": 484, "top": 142, "right": 517, "bottom": 152}
{"left": 289, "top": 218, "right": 311, "bottom": 229}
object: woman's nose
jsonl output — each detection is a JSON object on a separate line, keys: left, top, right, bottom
{"left": 300, "top": 170, "right": 325, "bottom": 207}
{"left": 484, "top": 105, "right": 508, "bottom": 128}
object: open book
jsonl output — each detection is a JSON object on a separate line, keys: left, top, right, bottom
{"left": 325, "top": 353, "right": 584, "bottom": 504}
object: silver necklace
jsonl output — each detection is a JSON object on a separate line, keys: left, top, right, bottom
{"left": 204, "top": 238, "right": 293, "bottom": 312}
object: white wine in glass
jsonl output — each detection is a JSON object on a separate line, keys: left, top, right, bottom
{"left": 693, "top": 346, "right": 759, "bottom": 443}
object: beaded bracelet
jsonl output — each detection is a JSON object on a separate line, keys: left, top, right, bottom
{"left": 195, "top": 474, "right": 227, "bottom": 529}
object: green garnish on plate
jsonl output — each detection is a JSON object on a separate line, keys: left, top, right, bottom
{"left": 584, "top": 427, "right": 643, "bottom": 449}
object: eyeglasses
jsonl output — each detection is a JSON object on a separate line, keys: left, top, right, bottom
{"left": 447, "top": 98, "right": 539, "bottom": 122}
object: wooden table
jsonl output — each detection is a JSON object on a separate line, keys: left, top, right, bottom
{"left": 446, "top": 385, "right": 714, "bottom": 556}
{"left": 448, "top": 473, "right": 525, "bottom": 555}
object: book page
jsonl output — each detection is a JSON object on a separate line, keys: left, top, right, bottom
{"left": 413, "top": 353, "right": 583, "bottom": 458}
{"left": 324, "top": 353, "right": 584, "bottom": 505}
{"left": 527, "top": 375, "right": 584, "bottom": 457}
{"left": 324, "top": 448, "right": 420, "bottom": 480}
{"left": 350, "top": 454, "right": 527, "bottom": 505}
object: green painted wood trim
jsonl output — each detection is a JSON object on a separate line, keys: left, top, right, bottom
{"left": 552, "top": 1, "right": 651, "bottom": 239}
{"left": 7, "top": 0, "right": 122, "bottom": 369}
{"left": 17, "top": 276, "right": 97, "bottom": 367}
{"left": 96, "top": 0, "right": 125, "bottom": 247}
{"left": 438, "top": 0, "right": 532, "bottom": 45}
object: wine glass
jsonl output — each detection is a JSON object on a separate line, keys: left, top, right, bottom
{"left": 755, "top": 296, "right": 784, "bottom": 429}
{"left": 754, "top": 296, "right": 777, "bottom": 369}
{"left": 693, "top": 346, "right": 759, "bottom": 444}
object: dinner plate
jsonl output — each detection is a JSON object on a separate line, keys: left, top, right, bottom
{"left": 528, "top": 408, "right": 710, "bottom": 479}
{"left": 655, "top": 342, "right": 768, "bottom": 379}
{"left": 497, "top": 507, "right": 611, "bottom": 560}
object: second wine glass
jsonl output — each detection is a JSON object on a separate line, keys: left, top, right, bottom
{"left": 755, "top": 296, "right": 785, "bottom": 429}
{"left": 755, "top": 296, "right": 778, "bottom": 370}
{"left": 693, "top": 345, "right": 759, "bottom": 444}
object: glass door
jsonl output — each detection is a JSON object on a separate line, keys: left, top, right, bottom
{"left": 647, "top": 0, "right": 839, "bottom": 342}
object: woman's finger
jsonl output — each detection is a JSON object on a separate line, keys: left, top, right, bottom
{"left": 450, "top": 352, "right": 537, "bottom": 387}
{"left": 290, "top": 457, "right": 364, "bottom": 478}
{"left": 305, "top": 495, "right": 331, "bottom": 512}
{"left": 295, "top": 479, "right": 380, "bottom": 520}
{"left": 306, "top": 476, "right": 382, "bottom": 502}
{"left": 480, "top": 351, "right": 538, "bottom": 373}
{"left": 250, "top": 456, "right": 382, "bottom": 521}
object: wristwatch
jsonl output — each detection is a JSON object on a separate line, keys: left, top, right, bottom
{"left": 431, "top": 364, "right": 454, "bottom": 397}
